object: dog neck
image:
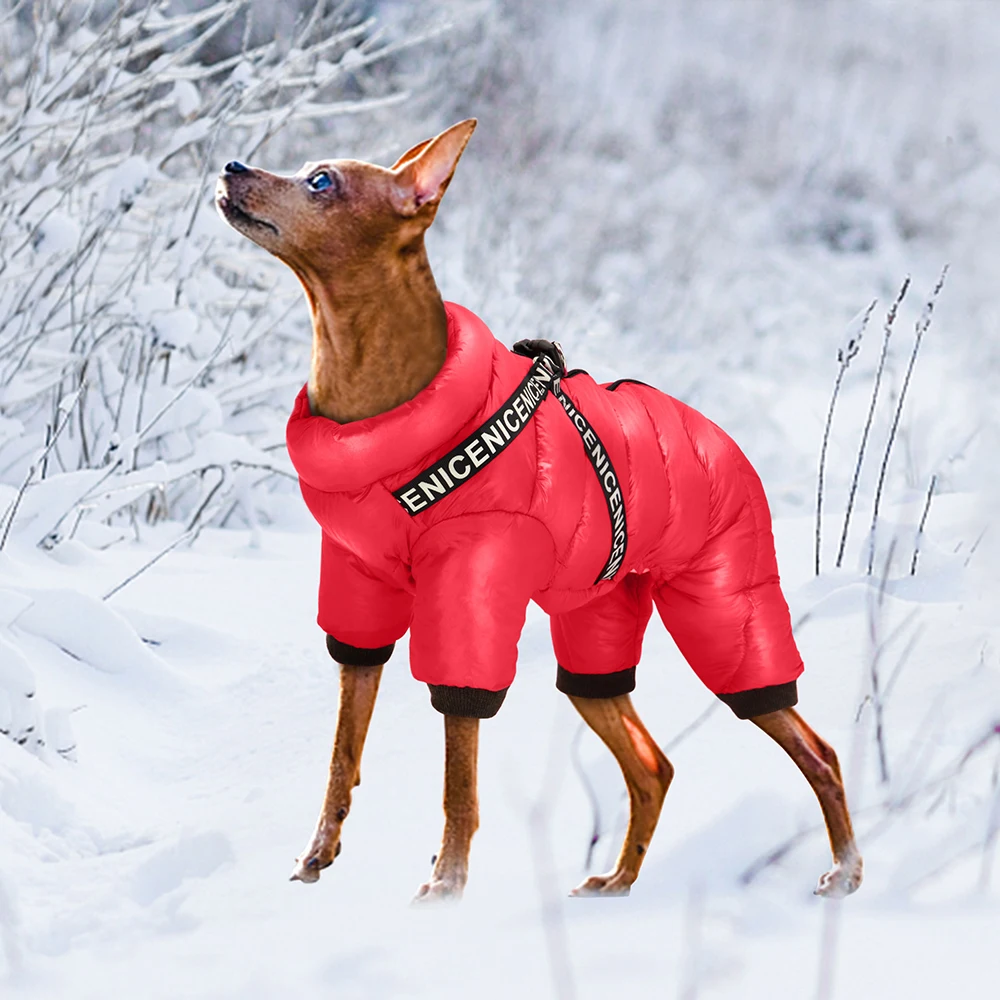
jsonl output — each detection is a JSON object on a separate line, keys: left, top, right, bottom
{"left": 302, "top": 240, "right": 448, "bottom": 423}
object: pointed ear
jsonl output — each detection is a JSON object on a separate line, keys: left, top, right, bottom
{"left": 390, "top": 137, "right": 433, "bottom": 171}
{"left": 390, "top": 119, "right": 477, "bottom": 218}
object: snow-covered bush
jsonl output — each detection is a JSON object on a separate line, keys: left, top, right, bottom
{"left": 0, "top": 0, "right": 434, "bottom": 753}
{"left": 0, "top": 0, "right": 413, "bottom": 555}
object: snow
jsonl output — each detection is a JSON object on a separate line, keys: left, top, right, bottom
{"left": 1, "top": 0, "right": 998, "bottom": 996}
{"left": 13, "top": 589, "right": 165, "bottom": 675}
{"left": 101, "top": 157, "right": 151, "bottom": 214}
{"left": 172, "top": 80, "right": 201, "bottom": 119}
{"left": 0, "top": 493, "right": 997, "bottom": 997}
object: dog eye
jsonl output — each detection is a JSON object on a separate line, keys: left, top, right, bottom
{"left": 308, "top": 171, "right": 334, "bottom": 193}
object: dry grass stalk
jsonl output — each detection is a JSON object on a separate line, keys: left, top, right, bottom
{"left": 836, "top": 278, "right": 910, "bottom": 569}
{"left": 815, "top": 299, "right": 876, "bottom": 575}
{"left": 866, "top": 266, "right": 949, "bottom": 574}
{"left": 909, "top": 474, "right": 937, "bottom": 575}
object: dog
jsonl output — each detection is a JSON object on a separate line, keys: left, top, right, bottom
{"left": 216, "top": 119, "right": 863, "bottom": 901}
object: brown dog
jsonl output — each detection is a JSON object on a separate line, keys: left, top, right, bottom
{"left": 216, "top": 120, "right": 863, "bottom": 901}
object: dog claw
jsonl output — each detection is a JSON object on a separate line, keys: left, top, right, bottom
{"left": 814, "top": 859, "right": 863, "bottom": 898}
{"left": 289, "top": 858, "right": 325, "bottom": 883}
{"left": 569, "top": 872, "right": 633, "bottom": 897}
{"left": 412, "top": 876, "right": 464, "bottom": 904}
{"left": 289, "top": 840, "right": 341, "bottom": 884}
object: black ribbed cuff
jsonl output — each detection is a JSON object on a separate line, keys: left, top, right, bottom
{"left": 555, "top": 665, "right": 636, "bottom": 698}
{"left": 326, "top": 634, "right": 394, "bottom": 667}
{"left": 427, "top": 684, "right": 509, "bottom": 718}
{"left": 717, "top": 680, "right": 799, "bottom": 719}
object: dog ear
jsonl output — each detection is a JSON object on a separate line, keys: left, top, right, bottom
{"left": 390, "top": 119, "right": 476, "bottom": 218}
{"left": 389, "top": 137, "right": 433, "bottom": 171}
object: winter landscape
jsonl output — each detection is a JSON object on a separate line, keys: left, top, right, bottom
{"left": 1, "top": 1, "right": 998, "bottom": 997}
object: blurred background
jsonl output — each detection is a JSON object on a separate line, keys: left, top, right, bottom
{"left": 2, "top": 0, "right": 996, "bottom": 537}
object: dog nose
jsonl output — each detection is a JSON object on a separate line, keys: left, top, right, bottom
{"left": 224, "top": 160, "right": 249, "bottom": 175}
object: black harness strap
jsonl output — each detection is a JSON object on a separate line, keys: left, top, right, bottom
{"left": 391, "top": 339, "right": 628, "bottom": 584}
{"left": 546, "top": 370, "right": 629, "bottom": 582}
{"left": 392, "top": 352, "right": 559, "bottom": 515}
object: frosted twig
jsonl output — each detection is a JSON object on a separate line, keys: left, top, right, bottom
{"left": 40, "top": 423, "right": 52, "bottom": 480}
{"left": 0, "top": 387, "right": 84, "bottom": 551}
{"left": 739, "top": 827, "right": 815, "bottom": 886}
{"left": 677, "top": 883, "right": 706, "bottom": 1000}
{"left": 836, "top": 279, "right": 909, "bottom": 569}
{"left": 0, "top": 0, "right": 31, "bottom": 28}
{"left": 910, "top": 474, "right": 937, "bottom": 575}
{"left": 867, "top": 266, "right": 948, "bottom": 575}
{"left": 133, "top": 305, "right": 243, "bottom": 445}
{"left": 569, "top": 724, "right": 602, "bottom": 870}
{"left": 815, "top": 300, "right": 874, "bottom": 575}
{"left": 963, "top": 525, "right": 988, "bottom": 568}
{"left": 523, "top": 727, "right": 578, "bottom": 1000}
{"left": 102, "top": 524, "right": 202, "bottom": 601}
{"left": 664, "top": 700, "right": 719, "bottom": 754}
{"left": 744, "top": 714, "right": 1000, "bottom": 889}
{"left": 39, "top": 456, "right": 126, "bottom": 547}
{"left": 978, "top": 770, "right": 1000, "bottom": 893}
{"left": 867, "top": 538, "right": 896, "bottom": 785}
{"left": 576, "top": 700, "right": 718, "bottom": 868}
{"left": 231, "top": 460, "right": 297, "bottom": 482}
{"left": 815, "top": 898, "right": 842, "bottom": 1000}
{"left": 185, "top": 465, "right": 227, "bottom": 532}
{"left": 881, "top": 618, "right": 923, "bottom": 703}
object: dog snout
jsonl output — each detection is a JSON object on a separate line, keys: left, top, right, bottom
{"left": 224, "top": 160, "right": 250, "bottom": 175}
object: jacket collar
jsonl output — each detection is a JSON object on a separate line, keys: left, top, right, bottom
{"left": 286, "top": 302, "right": 496, "bottom": 493}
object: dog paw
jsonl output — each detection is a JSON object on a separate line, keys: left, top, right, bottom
{"left": 814, "top": 858, "right": 863, "bottom": 898}
{"left": 411, "top": 876, "right": 465, "bottom": 904}
{"left": 289, "top": 839, "right": 341, "bottom": 884}
{"left": 569, "top": 871, "right": 633, "bottom": 897}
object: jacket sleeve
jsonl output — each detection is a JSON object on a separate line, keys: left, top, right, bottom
{"left": 408, "top": 512, "right": 556, "bottom": 716}
{"left": 318, "top": 532, "right": 413, "bottom": 663}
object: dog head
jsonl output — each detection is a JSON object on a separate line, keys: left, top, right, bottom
{"left": 215, "top": 119, "right": 476, "bottom": 283}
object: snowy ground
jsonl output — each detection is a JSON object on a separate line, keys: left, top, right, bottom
{"left": 1, "top": 483, "right": 997, "bottom": 998}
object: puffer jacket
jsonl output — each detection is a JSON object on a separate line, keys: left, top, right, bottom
{"left": 286, "top": 302, "right": 803, "bottom": 719}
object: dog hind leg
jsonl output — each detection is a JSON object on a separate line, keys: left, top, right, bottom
{"left": 750, "top": 707, "right": 863, "bottom": 897}
{"left": 290, "top": 663, "right": 383, "bottom": 883}
{"left": 413, "top": 715, "right": 480, "bottom": 902}
{"left": 568, "top": 693, "right": 674, "bottom": 896}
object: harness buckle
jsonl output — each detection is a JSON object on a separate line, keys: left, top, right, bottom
{"left": 511, "top": 339, "right": 566, "bottom": 378}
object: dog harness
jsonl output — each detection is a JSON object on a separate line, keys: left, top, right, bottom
{"left": 287, "top": 302, "right": 804, "bottom": 720}
{"left": 392, "top": 341, "right": 627, "bottom": 584}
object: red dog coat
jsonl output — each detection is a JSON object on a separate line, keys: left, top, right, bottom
{"left": 286, "top": 303, "right": 803, "bottom": 719}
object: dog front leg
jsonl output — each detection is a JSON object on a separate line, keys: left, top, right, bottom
{"left": 568, "top": 693, "right": 674, "bottom": 896}
{"left": 290, "top": 663, "right": 383, "bottom": 884}
{"left": 750, "top": 707, "right": 863, "bottom": 897}
{"left": 413, "top": 715, "right": 479, "bottom": 902}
